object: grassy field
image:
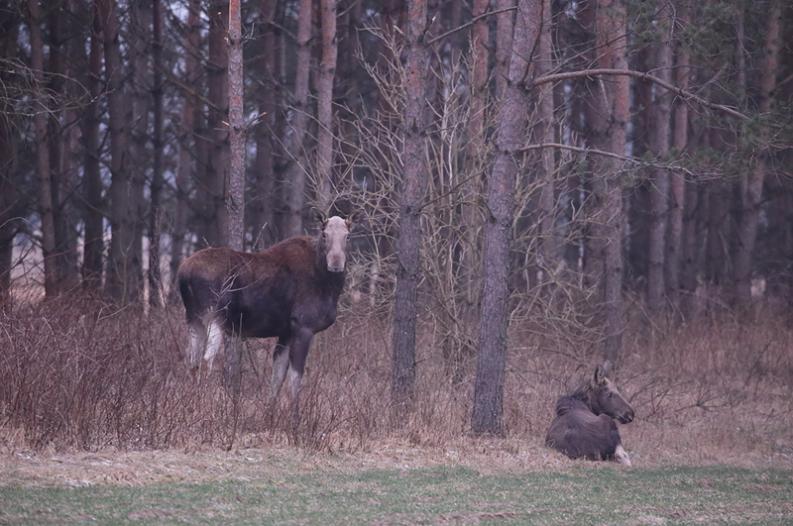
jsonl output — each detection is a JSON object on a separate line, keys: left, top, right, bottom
{"left": 2, "top": 457, "right": 793, "bottom": 525}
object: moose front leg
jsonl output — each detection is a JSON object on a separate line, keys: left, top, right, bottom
{"left": 286, "top": 328, "right": 314, "bottom": 430}
{"left": 270, "top": 336, "right": 290, "bottom": 407}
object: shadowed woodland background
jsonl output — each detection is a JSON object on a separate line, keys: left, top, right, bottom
{"left": 1, "top": 0, "right": 792, "bottom": 455}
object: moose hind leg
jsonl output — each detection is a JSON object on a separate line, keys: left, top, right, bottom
{"left": 270, "top": 337, "right": 290, "bottom": 404}
{"left": 203, "top": 319, "right": 225, "bottom": 372}
{"left": 187, "top": 321, "right": 207, "bottom": 372}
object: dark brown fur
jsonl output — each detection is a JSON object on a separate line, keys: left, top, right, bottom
{"left": 178, "top": 235, "right": 344, "bottom": 340}
{"left": 545, "top": 366, "right": 634, "bottom": 462}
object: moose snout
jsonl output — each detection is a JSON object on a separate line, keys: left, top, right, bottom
{"left": 327, "top": 255, "right": 346, "bottom": 273}
{"left": 619, "top": 409, "right": 635, "bottom": 424}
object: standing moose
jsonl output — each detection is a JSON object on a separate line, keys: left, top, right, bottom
{"left": 177, "top": 216, "right": 352, "bottom": 423}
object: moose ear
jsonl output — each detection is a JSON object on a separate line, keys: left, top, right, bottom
{"left": 345, "top": 214, "right": 355, "bottom": 232}
{"left": 311, "top": 208, "right": 328, "bottom": 228}
{"left": 594, "top": 365, "right": 607, "bottom": 385}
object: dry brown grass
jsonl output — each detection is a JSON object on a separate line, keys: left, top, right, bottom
{"left": 2, "top": 295, "right": 792, "bottom": 481}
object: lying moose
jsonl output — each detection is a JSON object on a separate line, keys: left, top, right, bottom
{"left": 545, "top": 364, "right": 634, "bottom": 466}
{"left": 177, "top": 215, "right": 352, "bottom": 422}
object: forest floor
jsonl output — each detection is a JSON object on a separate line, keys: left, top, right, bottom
{"left": 2, "top": 442, "right": 793, "bottom": 525}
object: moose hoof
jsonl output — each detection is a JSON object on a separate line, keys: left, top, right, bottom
{"left": 614, "top": 444, "right": 632, "bottom": 466}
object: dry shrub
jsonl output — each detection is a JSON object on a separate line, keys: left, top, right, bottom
{"left": 2, "top": 296, "right": 792, "bottom": 467}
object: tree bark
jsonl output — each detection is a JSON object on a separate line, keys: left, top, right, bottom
{"left": 471, "top": 0, "right": 536, "bottom": 436}
{"left": 315, "top": 0, "right": 338, "bottom": 213}
{"left": 494, "top": 0, "right": 514, "bottom": 100}
{"left": 0, "top": 12, "right": 20, "bottom": 308}
{"left": 127, "top": 0, "right": 152, "bottom": 303}
{"left": 583, "top": 0, "right": 628, "bottom": 364}
{"left": 646, "top": 1, "right": 673, "bottom": 312}
{"left": 206, "top": 0, "right": 230, "bottom": 246}
{"left": 149, "top": 0, "right": 164, "bottom": 306}
{"left": 665, "top": 0, "right": 690, "bottom": 305}
{"left": 46, "top": 4, "right": 80, "bottom": 292}
{"left": 26, "top": 0, "right": 59, "bottom": 298}
{"left": 170, "top": 0, "right": 201, "bottom": 289}
{"left": 99, "top": 0, "right": 135, "bottom": 302}
{"left": 250, "top": 0, "right": 279, "bottom": 249}
{"left": 227, "top": 0, "right": 245, "bottom": 252}
{"left": 536, "top": 0, "right": 558, "bottom": 281}
{"left": 81, "top": 3, "right": 103, "bottom": 291}
{"left": 283, "top": 0, "right": 313, "bottom": 237}
{"left": 733, "top": 0, "right": 781, "bottom": 303}
{"left": 391, "top": 0, "right": 428, "bottom": 412}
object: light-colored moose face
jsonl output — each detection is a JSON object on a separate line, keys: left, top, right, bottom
{"left": 322, "top": 216, "right": 351, "bottom": 273}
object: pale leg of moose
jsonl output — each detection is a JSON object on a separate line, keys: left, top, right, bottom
{"left": 203, "top": 319, "right": 225, "bottom": 371}
{"left": 270, "top": 344, "right": 289, "bottom": 402}
{"left": 187, "top": 323, "right": 206, "bottom": 370}
{"left": 614, "top": 444, "right": 632, "bottom": 466}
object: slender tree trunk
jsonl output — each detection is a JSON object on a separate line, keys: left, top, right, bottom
{"left": 149, "top": 0, "right": 164, "bottom": 306}
{"left": 453, "top": 0, "right": 490, "bottom": 374}
{"left": 646, "top": 1, "right": 673, "bottom": 312}
{"left": 46, "top": 5, "right": 80, "bottom": 292}
{"left": 0, "top": 13, "right": 19, "bottom": 308}
{"left": 626, "top": 46, "right": 652, "bottom": 284}
{"left": 472, "top": 0, "right": 536, "bottom": 436}
{"left": 283, "top": 0, "right": 313, "bottom": 237}
{"left": 665, "top": 0, "right": 690, "bottom": 306}
{"left": 26, "top": 0, "right": 58, "bottom": 298}
{"left": 733, "top": 0, "right": 781, "bottom": 303}
{"left": 315, "top": 0, "right": 338, "bottom": 212}
{"left": 494, "top": 0, "right": 514, "bottom": 100}
{"left": 391, "top": 0, "right": 428, "bottom": 412}
{"left": 536, "top": 0, "right": 558, "bottom": 280}
{"left": 207, "top": 0, "right": 230, "bottom": 246}
{"left": 127, "top": 0, "right": 152, "bottom": 302}
{"left": 583, "top": 0, "right": 628, "bottom": 364}
{"left": 250, "top": 0, "right": 278, "bottom": 249}
{"left": 170, "top": 0, "right": 201, "bottom": 287}
{"left": 227, "top": 0, "right": 245, "bottom": 251}
{"left": 99, "top": 0, "right": 134, "bottom": 302}
{"left": 82, "top": 3, "right": 103, "bottom": 291}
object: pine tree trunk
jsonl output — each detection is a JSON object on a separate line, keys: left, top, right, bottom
{"left": 170, "top": 0, "right": 201, "bottom": 289}
{"left": 250, "top": 0, "right": 278, "bottom": 249}
{"left": 494, "top": 0, "right": 514, "bottom": 100}
{"left": 0, "top": 12, "right": 19, "bottom": 308}
{"left": 207, "top": 0, "right": 230, "bottom": 246}
{"left": 583, "top": 0, "right": 628, "bottom": 364}
{"left": 149, "top": 0, "right": 164, "bottom": 306}
{"left": 472, "top": 0, "right": 537, "bottom": 436}
{"left": 665, "top": 0, "right": 690, "bottom": 306}
{"left": 46, "top": 6, "right": 80, "bottom": 292}
{"left": 391, "top": 0, "right": 428, "bottom": 412}
{"left": 99, "top": 0, "right": 135, "bottom": 302}
{"left": 126, "top": 0, "right": 152, "bottom": 303}
{"left": 27, "top": 0, "right": 59, "bottom": 298}
{"left": 536, "top": 0, "right": 558, "bottom": 281}
{"left": 733, "top": 0, "right": 781, "bottom": 303}
{"left": 646, "top": 0, "right": 673, "bottom": 312}
{"left": 81, "top": 3, "right": 104, "bottom": 291}
{"left": 227, "top": 0, "right": 245, "bottom": 251}
{"left": 315, "top": 0, "right": 338, "bottom": 212}
{"left": 283, "top": 0, "right": 313, "bottom": 237}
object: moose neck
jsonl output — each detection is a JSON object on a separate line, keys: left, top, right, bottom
{"left": 571, "top": 384, "right": 599, "bottom": 414}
